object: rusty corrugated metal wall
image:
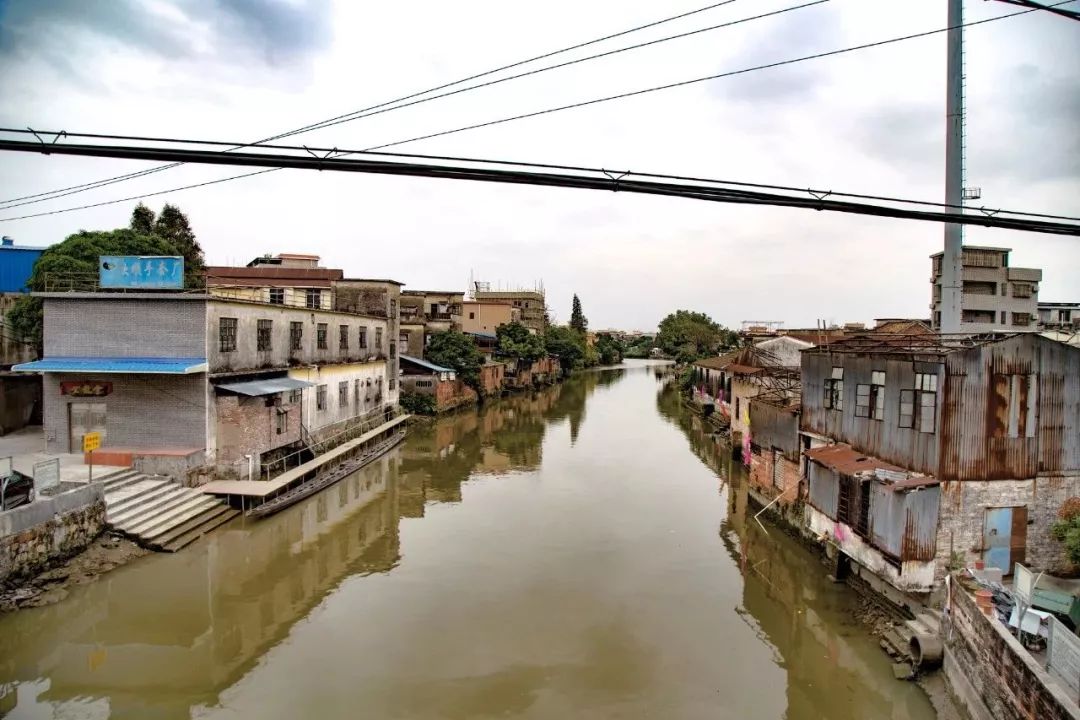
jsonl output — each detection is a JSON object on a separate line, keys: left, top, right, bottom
{"left": 941, "top": 334, "right": 1080, "bottom": 480}
{"left": 808, "top": 461, "right": 839, "bottom": 518}
{"left": 749, "top": 401, "right": 799, "bottom": 459}
{"left": 870, "top": 483, "right": 940, "bottom": 561}
{"left": 800, "top": 352, "right": 943, "bottom": 474}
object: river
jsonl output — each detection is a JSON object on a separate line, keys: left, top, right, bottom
{"left": 0, "top": 361, "right": 937, "bottom": 719}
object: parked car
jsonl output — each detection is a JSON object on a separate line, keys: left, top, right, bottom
{"left": 1, "top": 470, "right": 34, "bottom": 510}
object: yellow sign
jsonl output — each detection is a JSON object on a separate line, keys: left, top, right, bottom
{"left": 83, "top": 432, "right": 101, "bottom": 453}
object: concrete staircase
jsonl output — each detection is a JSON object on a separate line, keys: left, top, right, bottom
{"left": 101, "top": 470, "right": 238, "bottom": 552}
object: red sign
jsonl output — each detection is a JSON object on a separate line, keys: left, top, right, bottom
{"left": 61, "top": 381, "right": 113, "bottom": 397}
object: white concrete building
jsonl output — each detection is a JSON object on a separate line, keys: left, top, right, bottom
{"left": 930, "top": 246, "right": 1041, "bottom": 333}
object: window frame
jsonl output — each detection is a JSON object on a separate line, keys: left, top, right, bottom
{"left": 316, "top": 384, "right": 327, "bottom": 411}
{"left": 269, "top": 288, "right": 285, "bottom": 305}
{"left": 219, "top": 317, "right": 238, "bottom": 353}
{"left": 359, "top": 327, "right": 368, "bottom": 349}
{"left": 317, "top": 323, "right": 328, "bottom": 350}
{"left": 290, "top": 321, "right": 303, "bottom": 352}
{"left": 305, "top": 288, "right": 322, "bottom": 309}
{"left": 339, "top": 324, "right": 349, "bottom": 351}
{"left": 338, "top": 380, "right": 349, "bottom": 407}
{"left": 256, "top": 319, "right": 272, "bottom": 352}
{"left": 275, "top": 408, "right": 288, "bottom": 435}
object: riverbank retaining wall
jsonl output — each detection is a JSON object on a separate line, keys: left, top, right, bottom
{"left": 0, "top": 483, "right": 106, "bottom": 583}
{"left": 944, "top": 575, "right": 1080, "bottom": 720}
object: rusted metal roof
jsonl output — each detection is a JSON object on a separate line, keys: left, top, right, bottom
{"left": 805, "top": 443, "right": 906, "bottom": 476}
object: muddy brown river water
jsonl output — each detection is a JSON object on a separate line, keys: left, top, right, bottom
{"left": 0, "top": 361, "right": 937, "bottom": 719}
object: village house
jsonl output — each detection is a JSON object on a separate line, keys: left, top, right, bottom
{"left": 15, "top": 279, "right": 396, "bottom": 481}
{"left": 399, "top": 290, "right": 463, "bottom": 358}
{"left": 461, "top": 299, "right": 516, "bottom": 335}
{"left": 472, "top": 283, "right": 547, "bottom": 333}
{"left": 799, "top": 333, "right": 1080, "bottom": 595}
{"left": 399, "top": 354, "right": 477, "bottom": 412}
{"left": 745, "top": 391, "right": 803, "bottom": 522}
{"left": 930, "top": 245, "right": 1042, "bottom": 333}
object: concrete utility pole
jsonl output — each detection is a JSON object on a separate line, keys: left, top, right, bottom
{"left": 940, "top": 0, "right": 965, "bottom": 334}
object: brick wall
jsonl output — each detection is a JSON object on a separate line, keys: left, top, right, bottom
{"left": 42, "top": 373, "right": 206, "bottom": 454}
{"left": 748, "top": 449, "right": 801, "bottom": 504}
{"left": 44, "top": 297, "right": 206, "bottom": 357}
{"left": 945, "top": 575, "right": 1080, "bottom": 720}
{"left": 480, "top": 363, "right": 505, "bottom": 396}
{"left": 935, "top": 476, "right": 1080, "bottom": 579}
{"left": 213, "top": 392, "right": 302, "bottom": 470}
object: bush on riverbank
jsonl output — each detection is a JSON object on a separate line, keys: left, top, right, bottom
{"left": 399, "top": 392, "right": 437, "bottom": 416}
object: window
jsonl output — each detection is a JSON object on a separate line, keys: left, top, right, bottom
{"left": 1012, "top": 312, "right": 1032, "bottom": 327}
{"left": 469, "top": 312, "right": 475, "bottom": 320}
{"left": 339, "top": 381, "right": 349, "bottom": 407}
{"left": 316, "top": 384, "right": 327, "bottom": 410}
{"left": 317, "top": 323, "right": 328, "bottom": 350}
{"left": 1000, "top": 283, "right": 1008, "bottom": 296}
{"left": 339, "top": 324, "right": 349, "bottom": 351}
{"left": 823, "top": 367, "right": 843, "bottom": 411}
{"left": 290, "top": 321, "right": 303, "bottom": 351}
{"left": 415, "top": 379, "right": 433, "bottom": 388}
{"left": 305, "top": 288, "right": 322, "bottom": 308}
{"left": 900, "top": 372, "right": 937, "bottom": 433}
{"left": 288, "top": 389, "right": 302, "bottom": 404}
{"left": 399, "top": 331, "right": 409, "bottom": 344}
{"left": 219, "top": 317, "right": 237, "bottom": 352}
{"left": 269, "top": 288, "right": 284, "bottom": 304}
{"left": 389, "top": 378, "right": 396, "bottom": 391}
{"left": 389, "top": 299, "right": 397, "bottom": 318}
{"left": 359, "top": 327, "right": 368, "bottom": 348}
{"left": 991, "top": 373, "right": 1038, "bottom": 439}
{"left": 276, "top": 408, "right": 288, "bottom": 435}
{"left": 1012, "top": 282, "right": 1034, "bottom": 299}
{"left": 854, "top": 371, "right": 886, "bottom": 420}
{"left": 1001, "top": 311, "right": 1007, "bottom": 325}
{"left": 390, "top": 342, "right": 396, "bottom": 360}
{"left": 257, "top": 319, "right": 272, "bottom": 351}
{"left": 354, "top": 378, "right": 360, "bottom": 406}
{"left": 375, "top": 327, "right": 383, "bottom": 349}
{"left": 856, "top": 385, "right": 871, "bottom": 417}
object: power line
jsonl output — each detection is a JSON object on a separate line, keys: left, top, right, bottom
{"left": 0, "top": 1, "right": 1067, "bottom": 223}
{"left": 0, "top": 0, "right": 746, "bottom": 208}
{"left": 0, "top": 139, "right": 1076, "bottom": 234}
{"left": 3, "top": 127, "right": 1076, "bottom": 222}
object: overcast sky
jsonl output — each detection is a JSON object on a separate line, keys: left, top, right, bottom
{"left": 0, "top": 0, "right": 1077, "bottom": 330}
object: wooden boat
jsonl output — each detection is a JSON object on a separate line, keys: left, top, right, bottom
{"left": 247, "top": 430, "right": 407, "bottom": 519}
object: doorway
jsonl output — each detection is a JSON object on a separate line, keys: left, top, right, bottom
{"left": 69, "top": 402, "right": 107, "bottom": 453}
{"left": 983, "top": 506, "right": 1027, "bottom": 573}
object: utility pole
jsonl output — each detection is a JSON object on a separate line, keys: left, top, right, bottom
{"left": 940, "top": 0, "right": 965, "bottom": 334}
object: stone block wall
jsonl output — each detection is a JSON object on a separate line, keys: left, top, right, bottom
{"left": 945, "top": 576, "right": 1080, "bottom": 720}
{"left": 936, "top": 475, "right": 1080, "bottom": 578}
{"left": 0, "top": 484, "right": 105, "bottom": 582}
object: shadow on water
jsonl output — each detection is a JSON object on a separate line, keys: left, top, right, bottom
{"left": 0, "top": 368, "right": 623, "bottom": 719}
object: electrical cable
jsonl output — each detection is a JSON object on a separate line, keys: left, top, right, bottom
{"left": 0, "top": 0, "right": 748, "bottom": 208}
{"left": 2, "top": 127, "right": 1076, "bottom": 222}
{"left": 0, "top": 1, "right": 1072, "bottom": 223}
{"left": 0, "top": 139, "right": 1076, "bottom": 234}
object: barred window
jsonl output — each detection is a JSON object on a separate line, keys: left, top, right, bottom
{"left": 219, "top": 317, "right": 237, "bottom": 352}
{"left": 339, "top": 381, "right": 349, "bottom": 407}
{"left": 257, "top": 319, "right": 272, "bottom": 351}
{"left": 316, "top": 384, "right": 327, "bottom": 410}
{"left": 389, "top": 378, "right": 396, "bottom": 391}
{"left": 359, "top": 327, "right": 368, "bottom": 348}
{"left": 390, "top": 342, "right": 396, "bottom": 360}
{"left": 375, "top": 327, "right": 383, "bottom": 349}
{"left": 317, "top": 323, "right": 328, "bottom": 350}
{"left": 290, "top": 321, "right": 303, "bottom": 351}
{"left": 340, "top": 324, "right": 349, "bottom": 351}
{"left": 275, "top": 408, "right": 288, "bottom": 435}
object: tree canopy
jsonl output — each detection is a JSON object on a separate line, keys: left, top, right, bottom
{"left": 425, "top": 330, "right": 484, "bottom": 392}
{"left": 496, "top": 322, "right": 546, "bottom": 363}
{"left": 656, "top": 310, "right": 738, "bottom": 363}
{"left": 544, "top": 325, "right": 585, "bottom": 371}
{"left": 569, "top": 293, "right": 588, "bottom": 333}
{"left": 595, "top": 333, "right": 624, "bottom": 365}
{"left": 129, "top": 202, "right": 205, "bottom": 285}
{"left": 8, "top": 228, "right": 184, "bottom": 351}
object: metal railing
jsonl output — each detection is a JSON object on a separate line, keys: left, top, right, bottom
{"left": 260, "top": 405, "right": 404, "bottom": 481}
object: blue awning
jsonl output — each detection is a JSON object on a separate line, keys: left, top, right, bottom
{"left": 399, "top": 354, "right": 453, "bottom": 373}
{"left": 216, "top": 377, "right": 314, "bottom": 396}
{"left": 12, "top": 357, "right": 207, "bottom": 374}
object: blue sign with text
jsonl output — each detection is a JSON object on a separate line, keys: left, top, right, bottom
{"left": 99, "top": 256, "right": 184, "bottom": 289}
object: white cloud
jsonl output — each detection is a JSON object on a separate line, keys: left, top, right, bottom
{"left": 0, "top": 0, "right": 1076, "bottom": 330}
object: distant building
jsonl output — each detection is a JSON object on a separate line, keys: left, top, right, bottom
{"left": 461, "top": 300, "right": 515, "bottom": 335}
{"left": 400, "top": 290, "right": 464, "bottom": 357}
{"left": 930, "top": 245, "right": 1041, "bottom": 332}
{"left": 399, "top": 354, "right": 476, "bottom": 412}
{"left": 0, "top": 236, "right": 47, "bottom": 293}
{"left": 472, "top": 284, "right": 547, "bottom": 333}
{"left": 1038, "top": 301, "right": 1080, "bottom": 331}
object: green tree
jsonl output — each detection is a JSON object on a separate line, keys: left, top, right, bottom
{"left": 569, "top": 293, "right": 588, "bottom": 333}
{"left": 153, "top": 203, "right": 205, "bottom": 286}
{"left": 1052, "top": 498, "right": 1080, "bottom": 567}
{"left": 7, "top": 229, "right": 183, "bottom": 352}
{"left": 496, "top": 321, "right": 546, "bottom": 363}
{"left": 130, "top": 202, "right": 156, "bottom": 235}
{"left": 595, "top": 333, "right": 623, "bottom": 365}
{"left": 544, "top": 325, "right": 585, "bottom": 372}
{"left": 656, "top": 310, "right": 737, "bottom": 363}
{"left": 425, "top": 330, "right": 484, "bottom": 392}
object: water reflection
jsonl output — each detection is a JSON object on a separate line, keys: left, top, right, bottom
{"left": 0, "top": 369, "right": 620, "bottom": 719}
{"left": 657, "top": 384, "right": 934, "bottom": 720}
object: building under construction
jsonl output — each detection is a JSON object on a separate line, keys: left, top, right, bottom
{"left": 471, "top": 280, "right": 548, "bottom": 333}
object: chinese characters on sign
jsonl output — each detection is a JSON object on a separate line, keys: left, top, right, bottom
{"left": 60, "top": 381, "right": 113, "bottom": 397}
{"left": 99, "top": 256, "right": 184, "bottom": 289}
